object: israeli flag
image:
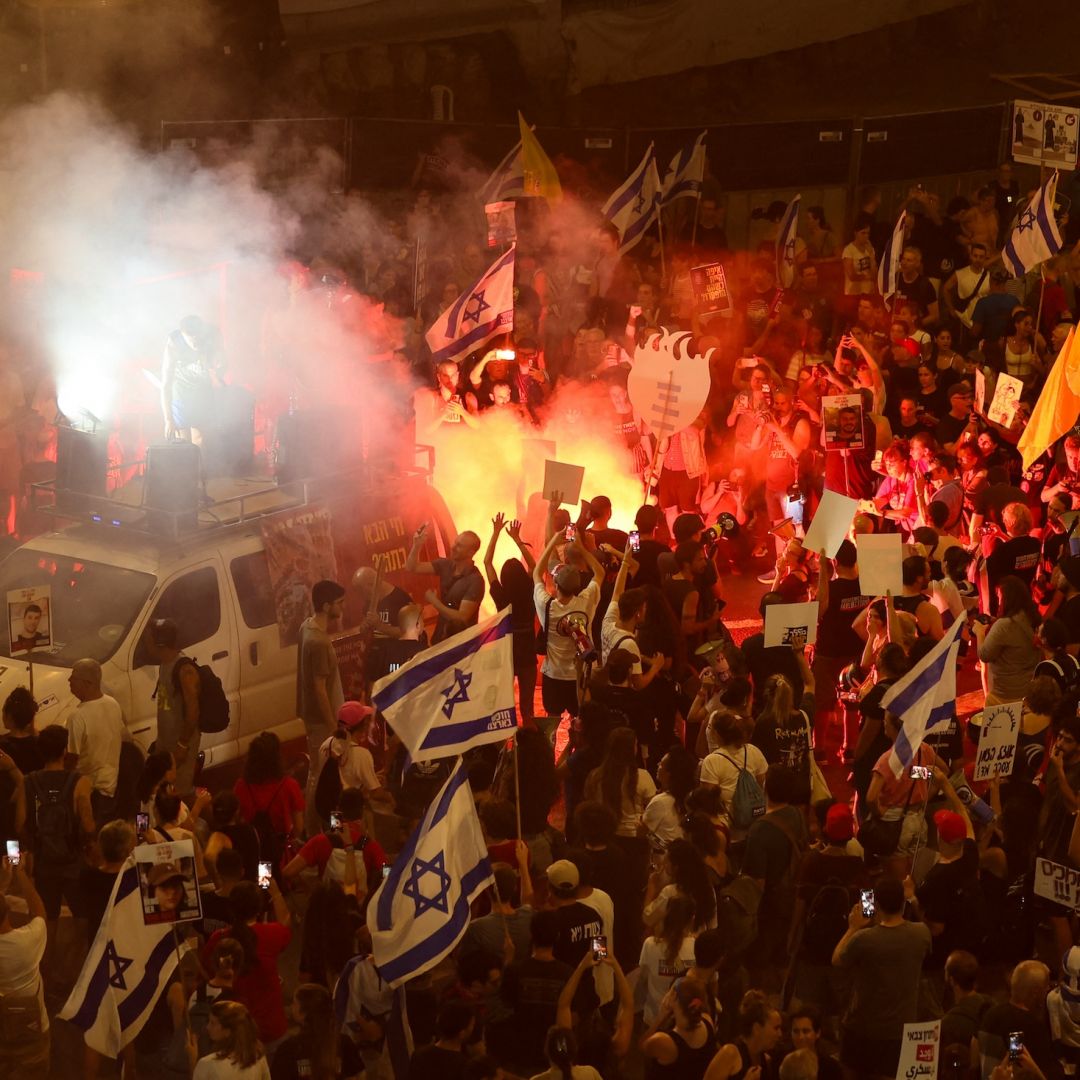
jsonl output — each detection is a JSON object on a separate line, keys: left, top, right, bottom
{"left": 368, "top": 757, "right": 494, "bottom": 987}
{"left": 479, "top": 138, "right": 525, "bottom": 205}
{"left": 882, "top": 617, "right": 964, "bottom": 777}
{"left": 661, "top": 131, "right": 707, "bottom": 205}
{"left": 1002, "top": 172, "right": 1063, "bottom": 278}
{"left": 372, "top": 607, "right": 516, "bottom": 763}
{"left": 877, "top": 209, "right": 907, "bottom": 301}
{"left": 775, "top": 194, "right": 801, "bottom": 288}
{"left": 603, "top": 144, "right": 662, "bottom": 253}
{"left": 59, "top": 860, "right": 189, "bottom": 1056}
{"left": 425, "top": 246, "right": 516, "bottom": 366}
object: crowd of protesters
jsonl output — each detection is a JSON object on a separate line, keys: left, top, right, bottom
{"left": 3, "top": 156, "right": 1080, "bottom": 1080}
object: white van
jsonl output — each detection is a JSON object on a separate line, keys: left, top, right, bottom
{"left": 0, "top": 465, "right": 456, "bottom": 768}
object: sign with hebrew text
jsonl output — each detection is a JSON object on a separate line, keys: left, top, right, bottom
{"left": 1035, "top": 857, "right": 1080, "bottom": 911}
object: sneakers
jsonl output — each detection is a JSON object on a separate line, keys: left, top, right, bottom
{"left": 757, "top": 571, "right": 776, "bottom": 584}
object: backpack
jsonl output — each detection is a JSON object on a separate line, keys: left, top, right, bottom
{"left": 801, "top": 876, "right": 855, "bottom": 963}
{"left": 245, "top": 779, "right": 286, "bottom": 867}
{"left": 26, "top": 770, "right": 79, "bottom": 867}
{"left": 535, "top": 596, "right": 555, "bottom": 655}
{"left": 173, "top": 657, "right": 230, "bottom": 734}
{"left": 716, "top": 749, "right": 766, "bottom": 831}
{"left": 715, "top": 875, "right": 763, "bottom": 956}
{"left": 314, "top": 741, "right": 345, "bottom": 825}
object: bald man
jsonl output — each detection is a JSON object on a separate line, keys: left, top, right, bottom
{"left": 351, "top": 566, "right": 412, "bottom": 638}
{"left": 406, "top": 524, "right": 485, "bottom": 643}
{"left": 67, "top": 658, "right": 125, "bottom": 826}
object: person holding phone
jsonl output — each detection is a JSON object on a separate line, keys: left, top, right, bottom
{"left": 282, "top": 787, "right": 386, "bottom": 889}
{"left": 976, "top": 961, "right": 1058, "bottom": 1079}
{"left": 0, "top": 855, "right": 49, "bottom": 1070}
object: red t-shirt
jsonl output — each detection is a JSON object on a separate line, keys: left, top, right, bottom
{"left": 204, "top": 921, "right": 291, "bottom": 1041}
{"left": 233, "top": 776, "right": 304, "bottom": 835}
{"left": 297, "top": 821, "right": 386, "bottom": 879}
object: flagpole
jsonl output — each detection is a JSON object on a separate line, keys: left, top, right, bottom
{"left": 1036, "top": 263, "right": 1047, "bottom": 347}
{"left": 512, "top": 733, "right": 523, "bottom": 841}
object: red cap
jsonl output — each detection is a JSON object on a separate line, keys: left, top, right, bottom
{"left": 934, "top": 809, "right": 966, "bottom": 845}
{"left": 824, "top": 803, "right": 854, "bottom": 843}
{"left": 338, "top": 701, "right": 375, "bottom": 730}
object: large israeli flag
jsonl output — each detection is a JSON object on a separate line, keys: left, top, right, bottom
{"left": 775, "top": 194, "right": 801, "bottom": 288}
{"left": 882, "top": 616, "right": 964, "bottom": 777}
{"left": 1002, "top": 172, "right": 1063, "bottom": 278}
{"left": 367, "top": 757, "right": 494, "bottom": 987}
{"left": 372, "top": 607, "right": 516, "bottom": 763}
{"left": 661, "top": 131, "right": 706, "bottom": 205}
{"left": 877, "top": 209, "right": 907, "bottom": 301}
{"left": 59, "top": 860, "right": 189, "bottom": 1056}
{"left": 479, "top": 138, "right": 525, "bottom": 205}
{"left": 603, "top": 144, "right": 662, "bottom": 253}
{"left": 425, "top": 246, "right": 516, "bottom": 366}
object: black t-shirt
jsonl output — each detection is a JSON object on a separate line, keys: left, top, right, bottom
{"left": 985, "top": 536, "right": 1041, "bottom": 599}
{"left": 751, "top": 698, "right": 814, "bottom": 771}
{"left": 979, "top": 1001, "right": 1061, "bottom": 1080}
{"left": 199, "top": 889, "right": 237, "bottom": 938}
{"left": 500, "top": 955, "right": 574, "bottom": 1069}
{"left": 935, "top": 412, "right": 970, "bottom": 448}
{"left": 630, "top": 538, "right": 669, "bottom": 589}
{"left": 582, "top": 844, "right": 642, "bottom": 966}
{"left": 741, "top": 633, "right": 804, "bottom": 714}
{"left": 0, "top": 734, "right": 43, "bottom": 775}
{"left": 916, "top": 839, "right": 982, "bottom": 967}
{"left": 271, "top": 1032, "right": 362, "bottom": 1080}
{"left": 552, "top": 900, "right": 605, "bottom": 971}
{"left": 895, "top": 274, "right": 938, "bottom": 317}
{"left": 376, "top": 585, "right": 413, "bottom": 631}
{"left": 817, "top": 577, "right": 869, "bottom": 659}
{"left": 78, "top": 865, "right": 121, "bottom": 936}
{"left": 408, "top": 1044, "right": 467, "bottom": 1080}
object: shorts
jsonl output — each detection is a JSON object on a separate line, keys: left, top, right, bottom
{"left": 841, "top": 1028, "right": 903, "bottom": 1077}
{"left": 541, "top": 675, "right": 579, "bottom": 719}
{"left": 658, "top": 467, "right": 700, "bottom": 512}
{"left": 172, "top": 385, "right": 216, "bottom": 432}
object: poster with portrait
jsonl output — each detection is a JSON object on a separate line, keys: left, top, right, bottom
{"left": 484, "top": 201, "right": 517, "bottom": 248}
{"left": 1012, "top": 100, "right": 1079, "bottom": 169}
{"left": 822, "top": 394, "right": 865, "bottom": 451}
{"left": 135, "top": 839, "right": 202, "bottom": 926}
{"left": 986, "top": 372, "right": 1023, "bottom": 427}
{"left": 7, "top": 585, "right": 52, "bottom": 656}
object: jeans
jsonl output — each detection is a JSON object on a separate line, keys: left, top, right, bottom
{"left": 304, "top": 723, "right": 332, "bottom": 838}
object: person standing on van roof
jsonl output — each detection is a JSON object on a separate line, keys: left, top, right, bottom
{"left": 145, "top": 618, "right": 202, "bottom": 800}
{"left": 161, "top": 314, "right": 225, "bottom": 447}
{"left": 406, "top": 523, "right": 485, "bottom": 644}
{"left": 297, "top": 580, "right": 346, "bottom": 838}
{"left": 66, "top": 658, "right": 125, "bottom": 828}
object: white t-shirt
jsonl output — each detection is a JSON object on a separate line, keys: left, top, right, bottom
{"left": 67, "top": 694, "right": 124, "bottom": 797}
{"left": 643, "top": 791, "right": 684, "bottom": 850}
{"left": 699, "top": 743, "right": 767, "bottom": 837}
{"left": 600, "top": 601, "right": 642, "bottom": 671}
{"left": 0, "top": 916, "right": 47, "bottom": 1032}
{"left": 534, "top": 580, "right": 601, "bottom": 679}
{"left": 637, "top": 934, "right": 696, "bottom": 1023}
{"left": 644, "top": 883, "right": 718, "bottom": 932}
{"left": 577, "top": 888, "right": 615, "bottom": 1005}
{"left": 843, "top": 241, "right": 876, "bottom": 295}
{"left": 320, "top": 734, "right": 379, "bottom": 792}
{"left": 193, "top": 1056, "right": 270, "bottom": 1080}
{"left": 599, "top": 767, "right": 657, "bottom": 837}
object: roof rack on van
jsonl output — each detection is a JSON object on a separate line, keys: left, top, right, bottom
{"left": 30, "top": 445, "right": 436, "bottom": 541}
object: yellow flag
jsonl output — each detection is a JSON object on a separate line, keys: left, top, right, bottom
{"left": 518, "top": 112, "right": 562, "bottom": 204}
{"left": 1019, "top": 327, "right": 1080, "bottom": 470}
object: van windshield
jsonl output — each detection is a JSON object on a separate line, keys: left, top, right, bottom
{"left": 0, "top": 549, "right": 156, "bottom": 668}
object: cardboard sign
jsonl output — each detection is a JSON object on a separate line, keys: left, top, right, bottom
{"left": 1034, "top": 856, "right": 1080, "bottom": 911}
{"left": 973, "top": 700, "right": 1021, "bottom": 781}
{"left": 974, "top": 367, "right": 987, "bottom": 415}
{"left": 986, "top": 372, "right": 1023, "bottom": 427}
{"left": 895, "top": 1020, "right": 940, "bottom": 1080}
{"left": 135, "top": 839, "right": 202, "bottom": 926}
{"left": 627, "top": 329, "right": 713, "bottom": 440}
{"left": 542, "top": 459, "right": 585, "bottom": 507}
{"left": 484, "top": 200, "right": 517, "bottom": 248}
{"left": 7, "top": 585, "right": 52, "bottom": 657}
{"left": 855, "top": 534, "right": 903, "bottom": 597}
{"left": 1012, "top": 100, "right": 1079, "bottom": 169}
{"left": 689, "top": 262, "right": 731, "bottom": 319}
{"left": 822, "top": 393, "right": 865, "bottom": 451}
{"left": 763, "top": 601, "right": 819, "bottom": 648}
{"left": 803, "top": 489, "right": 860, "bottom": 558}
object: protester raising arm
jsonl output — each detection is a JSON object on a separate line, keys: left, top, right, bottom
{"left": 405, "top": 523, "right": 434, "bottom": 575}
{"left": 483, "top": 513, "right": 507, "bottom": 590}
{"left": 506, "top": 518, "right": 536, "bottom": 574}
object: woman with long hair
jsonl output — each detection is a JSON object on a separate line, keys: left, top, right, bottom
{"left": 191, "top": 1000, "right": 269, "bottom": 1079}
{"left": 204, "top": 790, "right": 261, "bottom": 883}
{"left": 233, "top": 732, "right": 304, "bottom": 867}
{"left": 530, "top": 1026, "right": 603, "bottom": 1080}
{"left": 683, "top": 810, "right": 729, "bottom": 888}
{"left": 751, "top": 659, "right": 816, "bottom": 778}
{"left": 643, "top": 744, "right": 698, "bottom": 851}
{"left": 997, "top": 307, "right": 1046, "bottom": 389}
{"left": 929, "top": 324, "right": 966, "bottom": 384}
{"left": 640, "top": 976, "right": 717, "bottom": 1078}
{"left": 643, "top": 838, "right": 717, "bottom": 933}
{"left": 698, "top": 709, "right": 767, "bottom": 844}
{"left": 638, "top": 895, "right": 698, "bottom": 1025}
{"left": 976, "top": 574, "right": 1042, "bottom": 705}
{"left": 702, "top": 989, "right": 782, "bottom": 1080}
{"left": 270, "top": 983, "right": 361, "bottom": 1080}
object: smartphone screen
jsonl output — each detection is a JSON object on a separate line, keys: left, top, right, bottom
{"left": 136, "top": 812, "right": 150, "bottom": 840}
{"left": 564, "top": 524, "right": 577, "bottom": 542}
{"left": 591, "top": 935, "right": 608, "bottom": 960}
{"left": 329, "top": 811, "right": 343, "bottom": 832}
{"left": 910, "top": 765, "right": 931, "bottom": 780}
{"left": 258, "top": 861, "right": 272, "bottom": 889}
{"left": 5, "top": 839, "right": 19, "bottom": 866}
{"left": 1008, "top": 1032, "right": 1023, "bottom": 1061}
{"left": 628, "top": 530, "right": 640, "bottom": 553}
{"left": 860, "top": 889, "right": 875, "bottom": 919}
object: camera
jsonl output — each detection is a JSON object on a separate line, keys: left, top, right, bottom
{"left": 557, "top": 612, "right": 598, "bottom": 664}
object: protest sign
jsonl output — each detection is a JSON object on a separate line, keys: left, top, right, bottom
{"left": 542, "top": 460, "right": 585, "bottom": 507}
{"left": 986, "top": 372, "right": 1023, "bottom": 427}
{"left": 763, "top": 602, "right": 819, "bottom": 648}
{"left": 484, "top": 201, "right": 516, "bottom": 248}
{"left": 895, "top": 1020, "right": 940, "bottom": 1080}
{"left": 822, "top": 394, "right": 865, "bottom": 451}
{"left": 627, "top": 329, "right": 713, "bottom": 441}
{"left": 802, "top": 489, "right": 859, "bottom": 557}
{"left": 689, "top": 262, "right": 731, "bottom": 319}
{"left": 973, "top": 700, "right": 1021, "bottom": 781}
{"left": 855, "top": 534, "right": 903, "bottom": 596}
{"left": 974, "top": 368, "right": 986, "bottom": 415}
{"left": 1012, "top": 100, "right": 1079, "bottom": 168}
{"left": 135, "top": 839, "right": 202, "bottom": 926}
{"left": 1034, "top": 857, "right": 1080, "bottom": 911}
{"left": 7, "top": 585, "right": 52, "bottom": 656}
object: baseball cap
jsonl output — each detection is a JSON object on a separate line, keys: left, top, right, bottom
{"left": 823, "top": 803, "right": 855, "bottom": 843}
{"left": 934, "top": 809, "right": 966, "bottom": 845}
{"left": 553, "top": 566, "right": 581, "bottom": 595}
{"left": 148, "top": 862, "right": 185, "bottom": 887}
{"left": 990, "top": 268, "right": 1010, "bottom": 283}
{"left": 546, "top": 859, "right": 580, "bottom": 896}
{"left": 338, "top": 701, "right": 375, "bottom": 730}
{"left": 1061, "top": 946, "right": 1080, "bottom": 1003}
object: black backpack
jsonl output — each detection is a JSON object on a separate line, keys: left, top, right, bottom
{"left": 535, "top": 596, "right": 555, "bottom": 655}
{"left": 314, "top": 742, "right": 344, "bottom": 824}
{"left": 244, "top": 779, "right": 286, "bottom": 867}
{"left": 800, "top": 877, "right": 855, "bottom": 963}
{"left": 173, "top": 657, "right": 230, "bottom": 734}
{"left": 26, "top": 770, "right": 80, "bottom": 867}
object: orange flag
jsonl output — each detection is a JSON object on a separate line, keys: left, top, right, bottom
{"left": 1019, "top": 327, "right": 1080, "bottom": 470}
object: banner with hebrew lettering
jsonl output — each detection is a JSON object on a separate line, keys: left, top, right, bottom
{"left": 1034, "top": 857, "right": 1080, "bottom": 911}
{"left": 627, "top": 330, "right": 712, "bottom": 440}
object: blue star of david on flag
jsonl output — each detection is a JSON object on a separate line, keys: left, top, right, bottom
{"left": 440, "top": 667, "right": 472, "bottom": 719}
{"left": 633, "top": 191, "right": 646, "bottom": 215}
{"left": 104, "top": 941, "right": 133, "bottom": 990}
{"left": 461, "top": 289, "right": 490, "bottom": 326}
{"left": 1017, "top": 208, "right": 1037, "bottom": 233}
{"left": 402, "top": 850, "right": 452, "bottom": 917}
